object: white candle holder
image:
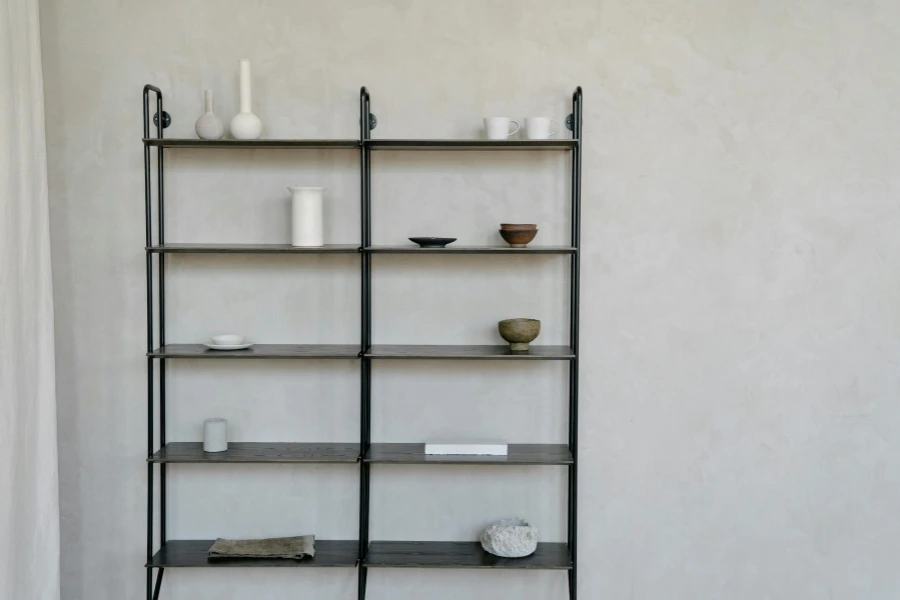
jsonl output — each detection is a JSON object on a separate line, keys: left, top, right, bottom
{"left": 203, "top": 418, "right": 228, "bottom": 453}
{"left": 288, "top": 186, "right": 325, "bottom": 247}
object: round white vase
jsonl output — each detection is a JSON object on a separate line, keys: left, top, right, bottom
{"left": 289, "top": 187, "right": 325, "bottom": 247}
{"left": 230, "top": 59, "right": 262, "bottom": 140}
{"left": 195, "top": 89, "right": 224, "bottom": 140}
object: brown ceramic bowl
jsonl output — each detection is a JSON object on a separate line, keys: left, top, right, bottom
{"left": 500, "top": 223, "right": 538, "bottom": 231}
{"left": 499, "top": 228, "right": 538, "bottom": 248}
{"left": 498, "top": 318, "right": 541, "bottom": 351}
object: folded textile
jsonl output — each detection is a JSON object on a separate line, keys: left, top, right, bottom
{"left": 208, "top": 535, "right": 315, "bottom": 560}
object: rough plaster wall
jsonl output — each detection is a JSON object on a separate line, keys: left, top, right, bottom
{"left": 40, "top": 0, "right": 900, "bottom": 598}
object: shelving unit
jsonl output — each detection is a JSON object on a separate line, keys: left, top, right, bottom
{"left": 143, "top": 138, "right": 360, "bottom": 149}
{"left": 148, "top": 539, "right": 361, "bottom": 568}
{"left": 147, "top": 343, "right": 361, "bottom": 359}
{"left": 364, "top": 443, "right": 573, "bottom": 466}
{"left": 142, "top": 84, "right": 581, "bottom": 600}
{"left": 149, "top": 442, "right": 362, "bottom": 464}
{"left": 367, "top": 245, "right": 576, "bottom": 254}
{"left": 364, "top": 139, "right": 576, "bottom": 151}
{"left": 146, "top": 243, "right": 360, "bottom": 254}
{"left": 364, "top": 541, "right": 571, "bottom": 569}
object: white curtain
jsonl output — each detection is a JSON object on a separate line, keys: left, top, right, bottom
{"left": 0, "top": 0, "right": 61, "bottom": 598}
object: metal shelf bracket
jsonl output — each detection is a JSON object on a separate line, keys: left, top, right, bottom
{"left": 153, "top": 111, "right": 171, "bottom": 129}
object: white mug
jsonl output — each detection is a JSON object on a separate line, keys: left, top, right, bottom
{"left": 524, "top": 117, "right": 561, "bottom": 140}
{"left": 484, "top": 117, "right": 520, "bottom": 140}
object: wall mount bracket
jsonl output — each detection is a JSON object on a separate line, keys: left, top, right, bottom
{"left": 153, "top": 111, "right": 172, "bottom": 129}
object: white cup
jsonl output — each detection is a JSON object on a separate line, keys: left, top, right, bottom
{"left": 484, "top": 117, "right": 520, "bottom": 140}
{"left": 524, "top": 117, "right": 561, "bottom": 140}
{"left": 203, "top": 418, "right": 228, "bottom": 453}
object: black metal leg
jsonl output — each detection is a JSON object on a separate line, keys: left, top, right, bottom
{"left": 357, "top": 565, "right": 369, "bottom": 600}
{"left": 358, "top": 360, "right": 371, "bottom": 558}
{"left": 152, "top": 568, "right": 165, "bottom": 600}
{"left": 156, "top": 96, "right": 168, "bottom": 548}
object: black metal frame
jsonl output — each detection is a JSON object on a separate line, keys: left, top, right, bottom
{"left": 142, "top": 84, "right": 581, "bottom": 600}
{"left": 357, "top": 86, "right": 373, "bottom": 600}
{"left": 567, "top": 85, "right": 583, "bottom": 600}
{"left": 143, "top": 84, "right": 167, "bottom": 600}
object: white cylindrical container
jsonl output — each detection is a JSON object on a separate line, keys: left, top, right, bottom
{"left": 289, "top": 186, "right": 325, "bottom": 247}
{"left": 203, "top": 418, "right": 228, "bottom": 453}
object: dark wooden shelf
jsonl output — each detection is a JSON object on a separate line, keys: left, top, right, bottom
{"left": 364, "top": 541, "right": 571, "bottom": 569}
{"left": 149, "top": 442, "right": 360, "bottom": 464}
{"left": 147, "top": 243, "right": 359, "bottom": 254}
{"left": 147, "top": 540, "right": 359, "bottom": 568}
{"left": 142, "top": 138, "right": 359, "bottom": 149}
{"left": 365, "top": 443, "right": 572, "bottom": 465}
{"left": 365, "top": 345, "right": 575, "bottom": 360}
{"left": 365, "top": 139, "right": 577, "bottom": 151}
{"left": 149, "top": 344, "right": 361, "bottom": 359}
{"left": 365, "top": 246, "right": 575, "bottom": 255}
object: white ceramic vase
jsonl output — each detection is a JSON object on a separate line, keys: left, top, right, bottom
{"left": 230, "top": 59, "right": 262, "bottom": 140}
{"left": 289, "top": 187, "right": 325, "bottom": 247}
{"left": 194, "top": 90, "right": 225, "bottom": 140}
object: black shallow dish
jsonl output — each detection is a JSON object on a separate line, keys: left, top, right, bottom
{"left": 409, "top": 237, "right": 457, "bottom": 248}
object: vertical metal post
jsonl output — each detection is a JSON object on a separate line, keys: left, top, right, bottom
{"left": 155, "top": 93, "right": 168, "bottom": 548}
{"left": 358, "top": 87, "right": 372, "bottom": 600}
{"left": 142, "top": 84, "right": 161, "bottom": 600}
{"left": 567, "top": 86, "right": 582, "bottom": 600}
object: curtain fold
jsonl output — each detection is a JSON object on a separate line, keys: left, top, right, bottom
{"left": 0, "top": 0, "right": 61, "bottom": 599}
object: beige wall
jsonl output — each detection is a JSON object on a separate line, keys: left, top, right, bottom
{"left": 41, "top": 0, "right": 900, "bottom": 598}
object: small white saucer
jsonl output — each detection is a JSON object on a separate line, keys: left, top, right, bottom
{"left": 203, "top": 342, "right": 254, "bottom": 351}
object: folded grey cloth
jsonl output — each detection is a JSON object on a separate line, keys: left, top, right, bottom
{"left": 208, "top": 535, "right": 315, "bottom": 560}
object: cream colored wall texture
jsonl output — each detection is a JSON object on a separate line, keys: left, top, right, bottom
{"left": 40, "top": 0, "right": 900, "bottom": 598}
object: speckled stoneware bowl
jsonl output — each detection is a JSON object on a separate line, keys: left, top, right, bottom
{"left": 499, "top": 228, "right": 538, "bottom": 248}
{"left": 498, "top": 318, "right": 541, "bottom": 351}
{"left": 499, "top": 223, "right": 537, "bottom": 231}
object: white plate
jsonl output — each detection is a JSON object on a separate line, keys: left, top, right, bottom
{"left": 203, "top": 343, "right": 254, "bottom": 351}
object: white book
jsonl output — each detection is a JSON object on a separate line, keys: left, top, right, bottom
{"left": 424, "top": 441, "right": 508, "bottom": 456}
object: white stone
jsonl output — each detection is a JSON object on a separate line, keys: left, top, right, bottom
{"left": 480, "top": 518, "right": 538, "bottom": 558}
